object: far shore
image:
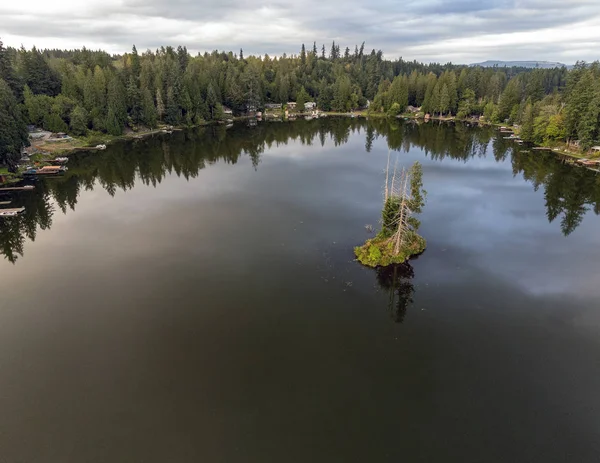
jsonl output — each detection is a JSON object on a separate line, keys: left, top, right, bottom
{"left": 1, "top": 112, "right": 596, "bottom": 186}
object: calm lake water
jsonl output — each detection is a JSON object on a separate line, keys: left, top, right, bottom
{"left": 1, "top": 119, "right": 600, "bottom": 462}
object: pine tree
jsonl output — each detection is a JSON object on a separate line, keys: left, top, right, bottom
{"left": 0, "top": 78, "right": 28, "bottom": 171}
{"left": 130, "top": 45, "right": 141, "bottom": 81}
{"left": 21, "top": 47, "right": 60, "bottom": 96}
{"left": 300, "top": 44, "right": 306, "bottom": 65}
{"left": 141, "top": 88, "right": 157, "bottom": 127}
{"left": 127, "top": 76, "right": 143, "bottom": 124}
{"left": 296, "top": 86, "right": 309, "bottom": 111}
{"left": 439, "top": 84, "right": 450, "bottom": 115}
{"left": 107, "top": 75, "right": 127, "bottom": 128}
{"left": 206, "top": 84, "right": 219, "bottom": 120}
{"left": 0, "top": 39, "right": 21, "bottom": 98}
{"left": 70, "top": 105, "right": 89, "bottom": 135}
{"left": 156, "top": 88, "right": 165, "bottom": 121}
{"left": 520, "top": 99, "right": 535, "bottom": 142}
{"left": 165, "top": 86, "right": 181, "bottom": 124}
{"left": 105, "top": 107, "right": 121, "bottom": 135}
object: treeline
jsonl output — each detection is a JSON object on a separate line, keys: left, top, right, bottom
{"left": 1, "top": 38, "right": 599, "bottom": 170}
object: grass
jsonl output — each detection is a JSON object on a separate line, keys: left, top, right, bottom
{"left": 355, "top": 232, "right": 426, "bottom": 268}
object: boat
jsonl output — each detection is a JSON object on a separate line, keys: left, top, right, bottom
{"left": 577, "top": 159, "right": 600, "bottom": 167}
{"left": 49, "top": 157, "right": 69, "bottom": 164}
{"left": 23, "top": 166, "right": 68, "bottom": 177}
{"left": 95, "top": 144, "right": 107, "bottom": 150}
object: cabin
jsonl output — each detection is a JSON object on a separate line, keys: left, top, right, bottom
{"left": 265, "top": 103, "right": 282, "bottom": 110}
{"left": 590, "top": 146, "right": 600, "bottom": 155}
{"left": 222, "top": 106, "right": 233, "bottom": 116}
{"left": 406, "top": 105, "right": 420, "bottom": 113}
{"left": 305, "top": 102, "right": 317, "bottom": 110}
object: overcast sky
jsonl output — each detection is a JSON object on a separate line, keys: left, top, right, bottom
{"left": 1, "top": 0, "right": 599, "bottom": 64}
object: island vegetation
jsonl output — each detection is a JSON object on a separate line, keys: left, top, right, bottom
{"left": 2, "top": 38, "right": 600, "bottom": 173}
{"left": 355, "top": 160, "right": 426, "bottom": 267}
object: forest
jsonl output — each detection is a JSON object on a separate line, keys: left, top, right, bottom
{"left": 1, "top": 39, "right": 600, "bottom": 170}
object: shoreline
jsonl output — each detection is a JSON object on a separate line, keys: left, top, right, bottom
{"left": 1, "top": 113, "right": 594, "bottom": 186}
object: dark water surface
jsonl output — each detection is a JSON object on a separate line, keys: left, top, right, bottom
{"left": 1, "top": 119, "right": 600, "bottom": 462}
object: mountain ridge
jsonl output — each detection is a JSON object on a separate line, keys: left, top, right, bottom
{"left": 469, "top": 60, "right": 570, "bottom": 69}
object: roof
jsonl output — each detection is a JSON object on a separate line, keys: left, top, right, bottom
{"left": 591, "top": 146, "right": 600, "bottom": 150}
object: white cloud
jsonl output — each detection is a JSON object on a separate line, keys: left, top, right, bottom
{"left": 1, "top": 0, "right": 599, "bottom": 63}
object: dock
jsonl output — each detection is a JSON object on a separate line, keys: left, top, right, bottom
{"left": 0, "top": 201, "right": 12, "bottom": 205}
{"left": 0, "top": 185, "right": 35, "bottom": 192}
{"left": 0, "top": 207, "right": 25, "bottom": 217}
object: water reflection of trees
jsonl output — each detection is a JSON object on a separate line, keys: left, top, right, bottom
{"left": 376, "top": 263, "right": 415, "bottom": 323}
{"left": 2, "top": 118, "right": 600, "bottom": 263}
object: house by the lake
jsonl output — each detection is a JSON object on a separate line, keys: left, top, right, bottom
{"left": 305, "top": 102, "right": 316, "bottom": 110}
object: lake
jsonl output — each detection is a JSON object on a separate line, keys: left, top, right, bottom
{"left": 1, "top": 119, "right": 599, "bottom": 462}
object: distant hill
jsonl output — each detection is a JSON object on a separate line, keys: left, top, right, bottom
{"left": 470, "top": 60, "right": 569, "bottom": 69}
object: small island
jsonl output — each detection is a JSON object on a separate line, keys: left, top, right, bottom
{"left": 355, "top": 159, "right": 426, "bottom": 267}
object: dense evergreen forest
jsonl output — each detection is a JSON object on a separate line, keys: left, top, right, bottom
{"left": 2, "top": 119, "right": 598, "bottom": 263}
{"left": 1, "top": 39, "right": 600, "bottom": 170}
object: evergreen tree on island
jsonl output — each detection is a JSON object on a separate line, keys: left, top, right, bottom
{"left": 355, "top": 159, "right": 427, "bottom": 267}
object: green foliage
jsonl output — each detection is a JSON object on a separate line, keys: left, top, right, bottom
{"left": 355, "top": 234, "right": 426, "bottom": 268}
{"left": 0, "top": 41, "right": 593, "bottom": 149}
{"left": 141, "top": 88, "right": 157, "bottom": 128}
{"left": 43, "top": 112, "right": 68, "bottom": 133}
{"left": 0, "top": 78, "right": 29, "bottom": 171}
{"left": 105, "top": 108, "right": 122, "bottom": 135}
{"left": 408, "top": 161, "right": 426, "bottom": 218}
{"left": 296, "top": 86, "right": 309, "bottom": 111}
{"left": 483, "top": 102, "right": 498, "bottom": 123}
{"left": 70, "top": 105, "right": 89, "bottom": 135}
{"left": 358, "top": 161, "right": 427, "bottom": 267}
{"left": 457, "top": 88, "right": 476, "bottom": 118}
{"left": 19, "top": 46, "right": 61, "bottom": 96}
{"left": 382, "top": 197, "right": 401, "bottom": 236}
{"left": 520, "top": 99, "right": 535, "bottom": 142}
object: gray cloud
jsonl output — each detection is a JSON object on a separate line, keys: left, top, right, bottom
{"left": 1, "top": 0, "right": 599, "bottom": 63}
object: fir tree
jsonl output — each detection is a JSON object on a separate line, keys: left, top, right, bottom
{"left": 0, "top": 78, "right": 28, "bottom": 171}
{"left": 70, "top": 105, "right": 89, "bottom": 135}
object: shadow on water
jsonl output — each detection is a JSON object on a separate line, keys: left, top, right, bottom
{"left": 2, "top": 118, "right": 600, "bottom": 263}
